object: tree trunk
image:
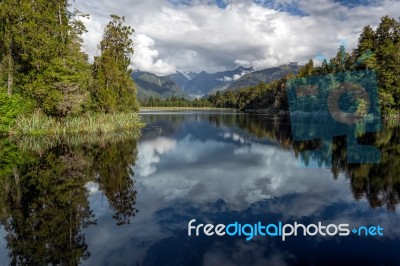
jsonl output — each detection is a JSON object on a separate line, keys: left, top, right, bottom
{"left": 58, "top": 4, "right": 62, "bottom": 27}
{"left": 7, "top": 48, "right": 13, "bottom": 96}
{"left": 58, "top": 3, "right": 64, "bottom": 44}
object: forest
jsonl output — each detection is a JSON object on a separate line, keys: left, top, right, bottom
{"left": 207, "top": 16, "right": 400, "bottom": 117}
{"left": 2, "top": 1, "right": 399, "bottom": 137}
{"left": 0, "top": 1, "right": 141, "bottom": 135}
{"left": 140, "top": 96, "right": 212, "bottom": 108}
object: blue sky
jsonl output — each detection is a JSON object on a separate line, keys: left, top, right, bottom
{"left": 170, "top": 0, "right": 380, "bottom": 15}
{"left": 72, "top": 0, "right": 400, "bottom": 75}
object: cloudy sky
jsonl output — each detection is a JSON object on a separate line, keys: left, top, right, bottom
{"left": 71, "top": 0, "right": 400, "bottom": 76}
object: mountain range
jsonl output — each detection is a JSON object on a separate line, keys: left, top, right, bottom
{"left": 132, "top": 63, "right": 300, "bottom": 100}
{"left": 132, "top": 71, "right": 187, "bottom": 99}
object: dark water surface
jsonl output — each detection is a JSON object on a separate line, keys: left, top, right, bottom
{"left": 0, "top": 111, "right": 399, "bottom": 265}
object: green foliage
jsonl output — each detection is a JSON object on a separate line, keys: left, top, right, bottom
{"left": 208, "top": 75, "right": 293, "bottom": 113}
{"left": 375, "top": 17, "right": 400, "bottom": 113}
{"left": 0, "top": 93, "right": 34, "bottom": 133}
{"left": 0, "top": 3, "right": 140, "bottom": 133}
{"left": 0, "top": 1, "right": 89, "bottom": 115}
{"left": 355, "top": 25, "right": 377, "bottom": 70}
{"left": 24, "top": 39, "right": 92, "bottom": 116}
{"left": 141, "top": 96, "right": 212, "bottom": 108}
{"left": 0, "top": 138, "right": 34, "bottom": 184}
{"left": 91, "top": 15, "right": 139, "bottom": 113}
{"left": 298, "top": 59, "right": 314, "bottom": 77}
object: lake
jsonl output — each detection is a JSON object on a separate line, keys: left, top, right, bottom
{"left": 0, "top": 111, "right": 399, "bottom": 265}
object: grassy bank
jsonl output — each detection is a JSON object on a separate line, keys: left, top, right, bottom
{"left": 140, "top": 107, "right": 234, "bottom": 111}
{"left": 15, "top": 131, "right": 142, "bottom": 153}
{"left": 8, "top": 111, "right": 144, "bottom": 136}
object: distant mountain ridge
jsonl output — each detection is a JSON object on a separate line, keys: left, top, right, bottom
{"left": 132, "top": 71, "right": 187, "bottom": 100}
{"left": 228, "top": 63, "right": 300, "bottom": 91}
{"left": 182, "top": 66, "right": 253, "bottom": 97}
{"left": 132, "top": 63, "right": 301, "bottom": 100}
{"left": 167, "top": 71, "right": 190, "bottom": 91}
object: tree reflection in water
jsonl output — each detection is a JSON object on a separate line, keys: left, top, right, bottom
{"left": 0, "top": 133, "right": 139, "bottom": 265}
{"left": 145, "top": 113, "right": 400, "bottom": 211}
{"left": 0, "top": 113, "right": 399, "bottom": 264}
{"left": 231, "top": 114, "right": 400, "bottom": 211}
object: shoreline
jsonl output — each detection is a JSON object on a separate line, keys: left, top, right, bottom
{"left": 4, "top": 111, "right": 144, "bottom": 136}
{"left": 140, "top": 107, "right": 235, "bottom": 112}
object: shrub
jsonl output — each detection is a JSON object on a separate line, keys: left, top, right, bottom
{"left": 0, "top": 93, "right": 34, "bottom": 134}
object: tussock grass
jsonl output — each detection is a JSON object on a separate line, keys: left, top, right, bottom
{"left": 11, "top": 111, "right": 144, "bottom": 136}
{"left": 15, "top": 131, "right": 141, "bottom": 153}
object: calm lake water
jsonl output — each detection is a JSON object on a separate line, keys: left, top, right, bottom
{"left": 0, "top": 111, "right": 399, "bottom": 265}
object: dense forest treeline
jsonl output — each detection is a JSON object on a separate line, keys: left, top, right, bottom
{"left": 140, "top": 96, "right": 212, "bottom": 108}
{"left": 207, "top": 16, "right": 400, "bottom": 117}
{"left": 0, "top": 1, "right": 139, "bottom": 134}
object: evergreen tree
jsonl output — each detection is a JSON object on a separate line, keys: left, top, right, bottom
{"left": 375, "top": 16, "right": 400, "bottom": 112}
{"left": 355, "top": 25, "right": 377, "bottom": 70}
{"left": 0, "top": 1, "right": 92, "bottom": 116}
{"left": 298, "top": 59, "right": 314, "bottom": 77}
{"left": 0, "top": 0, "right": 19, "bottom": 96}
{"left": 330, "top": 45, "right": 351, "bottom": 72}
{"left": 92, "top": 15, "right": 139, "bottom": 113}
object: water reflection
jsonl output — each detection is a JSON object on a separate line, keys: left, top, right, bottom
{"left": 0, "top": 134, "right": 139, "bottom": 265}
{"left": 214, "top": 113, "right": 400, "bottom": 211}
{"left": 0, "top": 111, "right": 399, "bottom": 265}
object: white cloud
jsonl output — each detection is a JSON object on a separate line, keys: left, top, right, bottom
{"left": 72, "top": 0, "right": 400, "bottom": 74}
{"left": 233, "top": 70, "right": 252, "bottom": 80}
{"left": 218, "top": 70, "right": 252, "bottom": 82}
{"left": 235, "top": 59, "right": 252, "bottom": 68}
{"left": 224, "top": 76, "right": 233, "bottom": 81}
{"left": 85, "top": 181, "right": 100, "bottom": 195}
{"left": 134, "top": 136, "right": 347, "bottom": 210}
{"left": 136, "top": 137, "right": 177, "bottom": 177}
{"left": 132, "top": 34, "right": 176, "bottom": 75}
{"left": 79, "top": 16, "right": 102, "bottom": 61}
